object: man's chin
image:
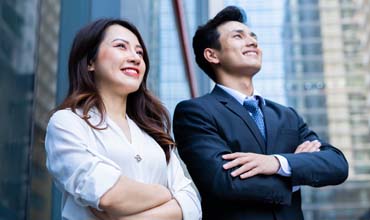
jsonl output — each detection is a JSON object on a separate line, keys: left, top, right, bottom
{"left": 244, "top": 66, "right": 261, "bottom": 76}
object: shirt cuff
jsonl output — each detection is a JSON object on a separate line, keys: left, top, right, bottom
{"left": 74, "top": 161, "right": 121, "bottom": 210}
{"left": 173, "top": 190, "right": 202, "bottom": 220}
{"left": 293, "top": 186, "right": 300, "bottom": 192}
{"left": 273, "top": 154, "right": 291, "bottom": 177}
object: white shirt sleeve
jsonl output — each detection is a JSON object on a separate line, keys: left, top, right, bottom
{"left": 274, "top": 154, "right": 300, "bottom": 192}
{"left": 45, "top": 110, "right": 121, "bottom": 210}
{"left": 274, "top": 154, "right": 291, "bottom": 176}
{"left": 167, "top": 150, "right": 202, "bottom": 220}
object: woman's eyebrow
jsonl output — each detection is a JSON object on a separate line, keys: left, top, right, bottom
{"left": 111, "top": 38, "right": 142, "bottom": 49}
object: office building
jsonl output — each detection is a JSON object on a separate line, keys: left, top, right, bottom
{"left": 284, "top": 0, "right": 370, "bottom": 219}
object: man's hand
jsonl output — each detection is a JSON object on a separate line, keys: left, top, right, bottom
{"left": 294, "top": 140, "right": 321, "bottom": 154}
{"left": 222, "top": 140, "right": 321, "bottom": 179}
{"left": 222, "top": 153, "right": 280, "bottom": 179}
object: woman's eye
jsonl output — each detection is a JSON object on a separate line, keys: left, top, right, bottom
{"left": 116, "top": 43, "right": 126, "bottom": 49}
{"left": 136, "top": 51, "right": 144, "bottom": 57}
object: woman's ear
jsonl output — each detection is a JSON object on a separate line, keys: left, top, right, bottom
{"left": 204, "top": 48, "right": 220, "bottom": 64}
{"left": 87, "top": 62, "right": 95, "bottom": 72}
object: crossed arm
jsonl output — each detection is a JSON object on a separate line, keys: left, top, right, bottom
{"left": 173, "top": 101, "right": 293, "bottom": 205}
{"left": 91, "top": 149, "right": 202, "bottom": 220}
{"left": 45, "top": 111, "right": 186, "bottom": 220}
{"left": 91, "top": 176, "right": 182, "bottom": 220}
{"left": 222, "top": 140, "right": 322, "bottom": 179}
{"left": 173, "top": 100, "right": 348, "bottom": 205}
{"left": 91, "top": 199, "right": 181, "bottom": 220}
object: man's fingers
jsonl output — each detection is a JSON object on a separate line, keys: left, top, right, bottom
{"left": 306, "top": 140, "right": 321, "bottom": 152}
{"left": 230, "top": 162, "right": 257, "bottom": 177}
{"left": 223, "top": 154, "right": 280, "bottom": 178}
{"left": 295, "top": 141, "right": 310, "bottom": 153}
{"left": 313, "top": 140, "right": 321, "bottom": 151}
{"left": 222, "top": 152, "right": 245, "bottom": 160}
{"left": 223, "top": 156, "right": 249, "bottom": 169}
{"left": 240, "top": 168, "right": 259, "bottom": 179}
{"left": 295, "top": 140, "right": 321, "bottom": 153}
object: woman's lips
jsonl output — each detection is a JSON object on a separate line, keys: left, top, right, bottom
{"left": 121, "top": 67, "right": 139, "bottom": 78}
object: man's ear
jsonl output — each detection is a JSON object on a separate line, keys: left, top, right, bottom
{"left": 204, "top": 48, "right": 220, "bottom": 64}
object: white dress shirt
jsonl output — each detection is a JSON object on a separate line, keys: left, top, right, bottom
{"left": 217, "top": 84, "right": 299, "bottom": 191}
{"left": 45, "top": 108, "right": 202, "bottom": 220}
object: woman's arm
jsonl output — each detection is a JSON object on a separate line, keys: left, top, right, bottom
{"left": 45, "top": 110, "right": 172, "bottom": 216}
{"left": 166, "top": 150, "right": 202, "bottom": 220}
{"left": 119, "top": 199, "right": 182, "bottom": 220}
{"left": 92, "top": 150, "right": 201, "bottom": 220}
{"left": 92, "top": 199, "right": 182, "bottom": 220}
{"left": 99, "top": 176, "right": 172, "bottom": 216}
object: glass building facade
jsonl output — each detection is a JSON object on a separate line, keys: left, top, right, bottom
{"left": 156, "top": 0, "right": 209, "bottom": 115}
{"left": 283, "top": 0, "right": 329, "bottom": 141}
{"left": 0, "top": 0, "right": 41, "bottom": 219}
{"left": 157, "top": 0, "right": 191, "bottom": 114}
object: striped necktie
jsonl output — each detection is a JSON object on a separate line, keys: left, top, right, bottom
{"left": 243, "top": 98, "right": 266, "bottom": 140}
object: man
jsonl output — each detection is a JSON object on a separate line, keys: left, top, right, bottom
{"left": 173, "top": 6, "right": 348, "bottom": 220}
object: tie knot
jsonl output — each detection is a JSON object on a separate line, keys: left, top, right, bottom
{"left": 244, "top": 99, "right": 258, "bottom": 109}
{"left": 243, "top": 99, "right": 259, "bottom": 112}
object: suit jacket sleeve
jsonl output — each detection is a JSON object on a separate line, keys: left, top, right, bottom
{"left": 173, "top": 100, "right": 293, "bottom": 205}
{"left": 280, "top": 107, "right": 348, "bottom": 187}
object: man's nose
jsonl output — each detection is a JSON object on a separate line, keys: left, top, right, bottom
{"left": 246, "top": 36, "right": 258, "bottom": 47}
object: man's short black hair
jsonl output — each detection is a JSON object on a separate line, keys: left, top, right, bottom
{"left": 192, "top": 6, "right": 247, "bottom": 82}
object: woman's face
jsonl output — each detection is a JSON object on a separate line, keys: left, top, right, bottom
{"left": 89, "top": 24, "right": 146, "bottom": 97}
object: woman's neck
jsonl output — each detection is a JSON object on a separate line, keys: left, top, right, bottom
{"left": 100, "top": 91, "right": 127, "bottom": 121}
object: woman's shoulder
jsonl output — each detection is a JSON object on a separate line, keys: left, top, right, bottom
{"left": 50, "top": 108, "right": 106, "bottom": 130}
{"left": 48, "top": 108, "right": 90, "bottom": 129}
{"left": 50, "top": 108, "right": 83, "bottom": 121}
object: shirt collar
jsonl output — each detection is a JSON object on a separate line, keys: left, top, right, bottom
{"left": 217, "top": 84, "right": 265, "bottom": 106}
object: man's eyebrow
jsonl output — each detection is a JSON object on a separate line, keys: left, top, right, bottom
{"left": 231, "top": 29, "right": 245, "bottom": 34}
{"left": 231, "top": 29, "right": 258, "bottom": 39}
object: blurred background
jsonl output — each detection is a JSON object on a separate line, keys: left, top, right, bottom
{"left": 0, "top": 0, "right": 369, "bottom": 219}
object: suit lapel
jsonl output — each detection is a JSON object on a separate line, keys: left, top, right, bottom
{"left": 261, "top": 103, "right": 278, "bottom": 154}
{"left": 211, "top": 86, "right": 265, "bottom": 152}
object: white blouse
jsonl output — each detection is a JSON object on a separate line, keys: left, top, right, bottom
{"left": 45, "top": 109, "right": 202, "bottom": 220}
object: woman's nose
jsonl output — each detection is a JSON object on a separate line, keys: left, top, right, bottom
{"left": 127, "top": 50, "right": 141, "bottom": 65}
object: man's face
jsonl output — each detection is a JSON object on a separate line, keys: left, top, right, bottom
{"left": 214, "top": 21, "right": 262, "bottom": 76}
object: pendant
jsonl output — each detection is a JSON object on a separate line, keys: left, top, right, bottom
{"left": 134, "top": 154, "right": 142, "bottom": 162}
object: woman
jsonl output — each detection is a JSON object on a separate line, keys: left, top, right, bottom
{"left": 45, "top": 18, "right": 201, "bottom": 220}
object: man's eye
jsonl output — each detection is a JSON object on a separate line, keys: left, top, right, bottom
{"left": 250, "top": 33, "right": 258, "bottom": 40}
{"left": 234, "top": 34, "right": 242, "bottom": 39}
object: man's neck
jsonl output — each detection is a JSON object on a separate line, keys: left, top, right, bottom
{"left": 217, "top": 75, "right": 254, "bottom": 96}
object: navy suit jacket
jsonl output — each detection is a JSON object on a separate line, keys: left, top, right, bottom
{"left": 173, "top": 86, "right": 348, "bottom": 220}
